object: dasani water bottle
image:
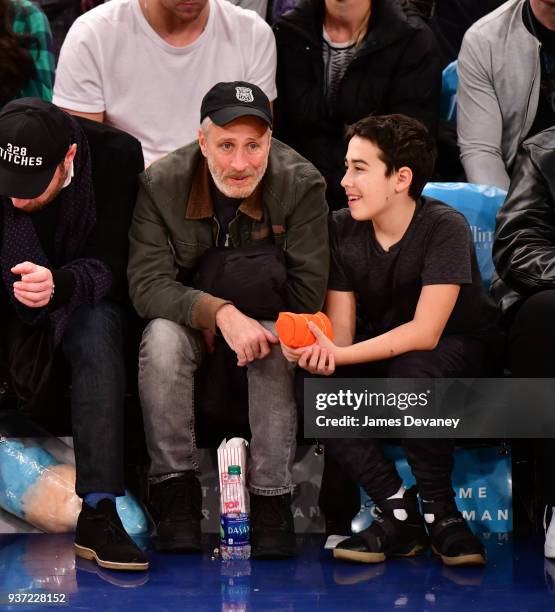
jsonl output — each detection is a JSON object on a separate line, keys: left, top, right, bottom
{"left": 220, "top": 465, "right": 250, "bottom": 560}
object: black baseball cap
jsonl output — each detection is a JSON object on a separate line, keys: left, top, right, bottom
{"left": 200, "top": 81, "right": 272, "bottom": 128}
{"left": 0, "top": 98, "right": 72, "bottom": 199}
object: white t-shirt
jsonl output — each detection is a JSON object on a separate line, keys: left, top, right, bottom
{"left": 53, "top": 0, "right": 277, "bottom": 165}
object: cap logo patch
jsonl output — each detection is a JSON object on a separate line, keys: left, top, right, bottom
{"left": 0, "top": 143, "right": 43, "bottom": 167}
{"left": 235, "top": 87, "right": 254, "bottom": 103}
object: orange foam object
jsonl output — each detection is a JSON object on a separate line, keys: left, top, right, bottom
{"left": 276, "top": 312, "right": 334, "bottom": 348}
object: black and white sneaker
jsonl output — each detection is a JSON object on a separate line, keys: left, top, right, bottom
{"left": 74, "top": 499, "right": 149, "bottom": 571}
{"left": 333, "top": 486, "right": 429, "bottom": 564}
{"left": 422, "top": 499, "right": 486, "bottom": 567}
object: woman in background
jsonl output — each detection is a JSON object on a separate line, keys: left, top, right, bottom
{"left": 0, "top": 0, "right": 55, "bottom": 106}
{"left": 273, "top": 0, "right": 441, "bottom": 210}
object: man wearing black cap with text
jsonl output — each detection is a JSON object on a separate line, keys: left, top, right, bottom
{"left": 0, "top": 98, "right": 148, "bottom": 571}
{"left": 128, "top": 81, "right": 329, "bottom": 558}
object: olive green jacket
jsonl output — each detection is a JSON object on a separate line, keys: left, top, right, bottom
{"left": 128, "top": 138, "right": 329, "bottom": 331}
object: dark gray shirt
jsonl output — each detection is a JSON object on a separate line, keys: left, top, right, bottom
{"left": 329, "top": 197, "right": 499, "bottom": 338}
{"left": 209, "top": 177, "right": 241, "bottom": 246}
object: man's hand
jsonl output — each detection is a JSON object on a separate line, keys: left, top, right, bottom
{"left": 280, "top": 341, "right": 314, "bottom": 364}
{"left": 11, "top": 261, "right": 54, "bottom": 308}
{"left": 215, "top": 304, "right": 278, "bottom": 366}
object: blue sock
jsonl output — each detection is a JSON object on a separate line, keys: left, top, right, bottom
{"left": 84, "top": 492, "right": 116, "bottom": 508}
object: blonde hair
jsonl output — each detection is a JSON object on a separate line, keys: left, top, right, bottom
{"left": 354, "top": 1, "right": 372, "bottom": 48}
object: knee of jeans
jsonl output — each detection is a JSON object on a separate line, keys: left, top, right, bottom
{"left": 63, "top": 302, "right": 123, "bottom": 357}
{"left": 139, "top": 318, "right": 202, "bottom": 372}
{"left": 260, "top": 342, "right": 295, "bottom": 373}
{"left": 258, "top": 320, "right": 277, "bottom": 335}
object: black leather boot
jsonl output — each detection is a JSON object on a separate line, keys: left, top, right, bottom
{"left": 148, "top": 472, "right": 203, "bottom": 553}
{"left": 250, "top": 492, "right": 296, "bottom": 559}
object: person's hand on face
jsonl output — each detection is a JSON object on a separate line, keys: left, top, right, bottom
{"left": 215, "top": 304, "right": 279, "bottom": 366}
{"left": 11, "top": 261, "right": 54, "bottom": 308}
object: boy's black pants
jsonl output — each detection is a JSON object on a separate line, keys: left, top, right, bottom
{"left": 317, "top": 333, "right": 503, "bottom": 524}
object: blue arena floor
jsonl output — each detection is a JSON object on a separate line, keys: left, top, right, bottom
{"left": 0, "top": 533, "right": 554, "bottom": 611}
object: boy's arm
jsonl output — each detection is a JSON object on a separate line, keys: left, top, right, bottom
{"left": 324, "top": 290, "right": 356, "bottom": 347}
{"left": 310, "top": 284, "right": 460, "bottom": 367}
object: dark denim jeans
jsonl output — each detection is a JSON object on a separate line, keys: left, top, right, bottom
{"left": 61, "top": 299, "right": 125, "bottom": 497}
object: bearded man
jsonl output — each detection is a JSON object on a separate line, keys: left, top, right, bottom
{"left": 127, "top": 81, "right": 329, "bottom": 558}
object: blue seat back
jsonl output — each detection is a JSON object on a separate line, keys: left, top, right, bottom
{"left": 422, "top": 182, "right": 507, "bottom": 288}
{"left": 440, "top": 60, "right": 458, "bottom": 122}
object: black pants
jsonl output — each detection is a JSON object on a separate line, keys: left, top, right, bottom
{"left": 507, "top": 290, "right": 555, "bottom": 506}
{"left": 321, "top": 334, "right": 498, "bottom": 520}
{"left": 1, "top": 300, "right": 126, "bottom": 498}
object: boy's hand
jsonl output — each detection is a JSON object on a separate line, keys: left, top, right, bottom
{"left": 298, "top": 345, "right": 335, "bottom": 376}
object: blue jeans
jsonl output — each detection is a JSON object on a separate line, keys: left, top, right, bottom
{"left": 61, "top": 300, "right": 126, "bottom": 497}
{"left": 138, "top": 318, "right": 297, "bottom": 496}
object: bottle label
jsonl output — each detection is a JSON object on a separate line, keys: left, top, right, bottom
{"left": 220, "top": 514, "right": 250, "bottom": 547}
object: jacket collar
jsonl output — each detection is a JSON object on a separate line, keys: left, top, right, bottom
{"left": 185, "top": 156, "right": 264, "bottom": 221}
{"left": 277, "top": 0, "right": 413, "bottom": 56}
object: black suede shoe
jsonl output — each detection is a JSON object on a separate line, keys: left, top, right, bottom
{"left": 250, "top": 493, "right": 296, "bottom": 559}
{"left": 74, "top": 499, "right": 149, "bottom": 571}
{"left": 333, "top": 486, "right": 429, "bottom": 564}
{"left": 148, "top": 472, "right": 203, "bottom": 553}
{"left": 421, "top": 499, "right": 486, "bottom": 567}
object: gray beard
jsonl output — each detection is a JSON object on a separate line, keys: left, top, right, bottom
{"left": 206, "top": 156, "right": 267, "bottom": 199}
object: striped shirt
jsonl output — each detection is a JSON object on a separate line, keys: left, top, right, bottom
{"left": 322, "top": 27, "right": 356, "bottom": 109}
{"left": 11, "top": 0, "right": 56, "bottom": 102}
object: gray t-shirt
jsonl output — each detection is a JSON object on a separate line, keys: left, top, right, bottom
{"left": 329, "top": 197, "right": 499, "bottom": 338}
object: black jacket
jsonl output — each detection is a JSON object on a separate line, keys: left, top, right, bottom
{"left": 78, "top": 117, "right": 144, "bottom": 304}
{"left": 0, "top": 117, "right": 143, "bottom": 316}
{"left": 493, "top": 127, "right": 555, "bottom": 312}
{"left": 273, "top": 0, "right": 441, "bottom": 210}
{"left": 0, "top": 118, "right": 143, "bottom": 409}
